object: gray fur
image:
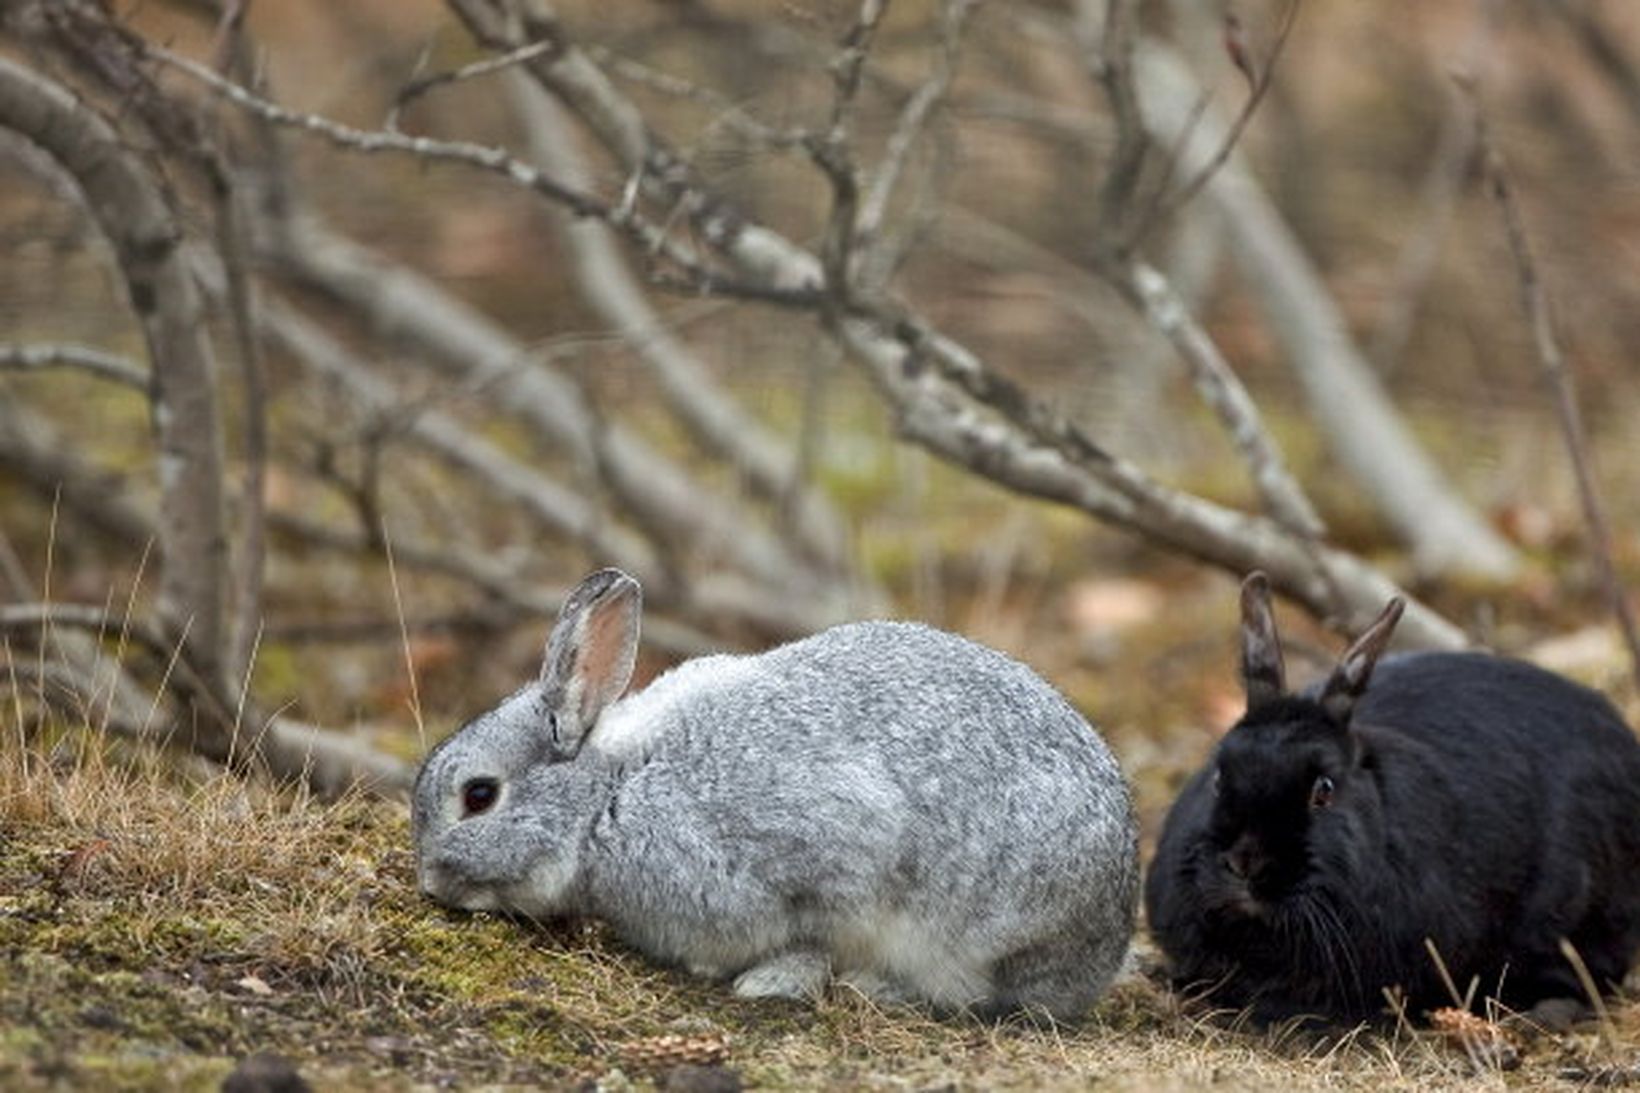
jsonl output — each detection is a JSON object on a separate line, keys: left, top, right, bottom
{"left": 414, "top": 570, "right": 1139, "bottom": 1019}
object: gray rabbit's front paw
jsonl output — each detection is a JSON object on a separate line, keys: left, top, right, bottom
{"left": 731, "top": 950, "right": 830, "bottom": 1001}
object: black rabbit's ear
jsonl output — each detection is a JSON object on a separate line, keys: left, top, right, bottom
{"left": 1319, "top": 595, "right": 1405, "bottom": 723}
{"left": 1239, "top": 572, "right": 1287, "bottom": 710}
{"left": 541, "top": 568, "right": 642, "bottom": 754}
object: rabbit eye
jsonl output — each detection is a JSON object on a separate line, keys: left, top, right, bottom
{"left": 1309, "top": 775, "right": 1335, "bottom": 810}
{"left": 461, "top": 777, "right": 500, "bottom": 816}
{"left": 1211, "top": 768, "right": 1222, "bottom": 796}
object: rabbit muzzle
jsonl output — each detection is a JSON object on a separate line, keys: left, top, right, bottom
{"left": 417, "top": 858, "right": 501, "bottom": 912}
{"left": 1216, "top": 832, "right": 1282, "bottom": 918}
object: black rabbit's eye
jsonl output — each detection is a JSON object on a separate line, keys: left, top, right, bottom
{"left": 461, "top": 777, "right": 500, "bottom": 816}
{"left": 1309, "top": 774, "right": 1335, "bottom": 810}
{"left": 1211, "top": 768, "right": 1222, "bottom": 796}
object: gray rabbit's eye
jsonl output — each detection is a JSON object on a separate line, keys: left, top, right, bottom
{"left": 462, "top": 777, "right": 500, "bottom": 817}
{"left": 1308, "top": 774, "right": 1335, "bottom": 811}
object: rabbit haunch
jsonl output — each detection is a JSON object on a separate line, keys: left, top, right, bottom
{"left": 1144, "top": 572, "right": 1640, "bottom": 1025}
{"left": 413, "top": 568, "right": 1139, "bottom": 1018}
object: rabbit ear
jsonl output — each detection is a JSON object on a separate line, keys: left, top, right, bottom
{"left": 540, "top": 568, "right": 641, "bottom": 753}
{"left": 1318, "top": 595, "right": 1405, "bottom": 723}
{"left": 1239, "top": 572, "right": 1287, "bottom": 711}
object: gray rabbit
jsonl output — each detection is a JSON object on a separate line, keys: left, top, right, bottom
{"left": 413, "top": 568, "right": 1138, "bottom": 1018}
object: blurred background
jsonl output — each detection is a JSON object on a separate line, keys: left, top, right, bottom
{"left": 2, "top": 0, "right": 1639, "bottom": 837}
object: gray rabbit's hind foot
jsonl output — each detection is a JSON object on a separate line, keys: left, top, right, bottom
{"left": 731, "top": 949, "right": 830, "bottom": 1002}
{"left": 983, "top": 939, "right": 1121, "bottom": 1022}
{"left": 835, "top": 970, "right": 917, "bottom": 1008}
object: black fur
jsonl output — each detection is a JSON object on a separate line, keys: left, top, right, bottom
{"left": 1147, "top": 638, "right": 1640, "bottom": 1025}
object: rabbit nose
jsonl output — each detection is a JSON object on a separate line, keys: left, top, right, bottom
{"left": 1221, "top": 835, "right": 1265, "bottom": 882}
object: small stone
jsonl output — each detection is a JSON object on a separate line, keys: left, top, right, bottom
{"left": 364, "top": 1035, "right": 414, "bottom": 1065}
{"left": 220, "top": 1052, "right": 311, "bottom": 1093}
{"left": 78, "top": 1005, "right": 121, "bottom": 1030}
{"left": 660, "top": 1064, "right": 743, "bottom": 1093}
{"left": 235, "top": 974, "right": 274, "bottom": 996}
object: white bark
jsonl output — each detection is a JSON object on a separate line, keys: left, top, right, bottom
{"left": 267, "top": 212, "right": 845, "bottom": 612}
{"left": 507, "top": 77, "right": 854, "bottom": 579}
{"left": 443, "top": 0, "right": 1471, "bottom": 648}
{"left": 0, "top": 57, "right": 233, "bottom": 689}
{"left": 1131, "top": 41, "right": 1520, "bottom": 579}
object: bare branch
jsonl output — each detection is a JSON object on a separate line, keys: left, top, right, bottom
{"left": 0, "top": 399, "right": 155, "bottom": 546}
{"left": 268, "top": 510, "right": 728, "bottom": 659}
{"left": 264, "top": 213, "right": 846, "bottom": 625}
{"left": 388, "top": 38, "right": 559, "bottom": 126}
{"left": 506, "top": 79, "right": 855, "bottom": 579}
{"left": 583, "top": 44, "right": 810, "bottom": 151}
{"left": 1543, "top": 0, "right": 1640, "bottom": 133}
{"left": 1476, "top": 103, "right": 1640, "bottom": 690}
{"left": 0, "top": 343, "right": 149, "bottom": 389}
{"left": 1116, "top": 259, "right": 1325, "bottom": 540}
{"left": 1368, "top": 0, "right": 1495, "bottom": 375}
{"left": 833, "top": 313, "right": 1467, "bottom": 649}
{"left": 153, "top": 46, "right": 811, "bottom": 308}
{"left": 0, "top": 601, "right": 413, "bottom": 794}
{"left": 1129, "top": 35, "right": 1520, "bottom": 578}
{"left": 1082, "top": 0, "right": 1148, "bottom": 245}
{"left": 1134, "top": 0, "right": 1303, "bottom": 245}
{"left": 453, "top": 0, "right": 1471, "bottom": 644}
{"left": 0, "top": 57, "right": 233, "bottom": 697}
{"left": 855, "top": 0, "right": 979, "bottom": 277}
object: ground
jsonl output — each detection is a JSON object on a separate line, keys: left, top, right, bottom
{"left": 2, "top": 726, "right": 1639, "bottom": 1092}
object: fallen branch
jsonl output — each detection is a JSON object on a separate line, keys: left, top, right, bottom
{"left": 0, "top": 602, "right": 413, "bottom": 794}
{"left": 0, "top": 343, "right": 149, "bottom": 389}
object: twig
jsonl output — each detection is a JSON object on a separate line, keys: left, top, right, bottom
{"left": 211, "top": 146, "right": 271, "bottom": 701}
{"left": 808, "top": 0, "right": 890, "bottom": 308}
{"left": 388, "top": 38, "right": 559, "bottom": 127}
{"left": 152, "top": 47, "right": 812, "bottom": 308}
{"left": 1117, "top": 259, "right": 1325, "bottom": 540}
{"left": 451, "top": 0, "right": 1472, "bottom": 645}
{"left": 1543, "top": 0, "right": 1640, "bottom": 133}
{"left": 0, "top": 342, "right": 149, "bottom": 389}
{"left": 1124, "top": 30, "right": 1519, "bottom": 578}
{"left": 0, "top": 55, "right": 233, "bottom": 705}
{"left": 584, "top": 44, "right": 810, "bottom": 151}
{"left": 855, "top": 0, "right": 979, "bottom": 280}
{"left": 828, "top": 0, "right": 891, "bottom": 135}
{"left": 1135, "top": 0, "right": 1303, "bottom": 244}
{"left": 1368, "top": 0, "right": 1495, "bottom": 375}
{"left": 0, "top": 399, "right": 155, "bottom": 547}
{"left": 266, "top": 509, "right": 727, "bottom": 658}
{"left": 1476, "top": 103, "right": 1640, "bottom": 690}
{"left": 0, "top": 600, "right": 412, "bottom": 793}
{"left": 507, "top": 79, "right": 854, "bottom": 577}
{"left": 1087, "top": 0, "right": 1148, "bottom": 246}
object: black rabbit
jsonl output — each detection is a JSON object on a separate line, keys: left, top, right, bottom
{"left": 1145, "top": 573, "right": 1640, "bottom": 1025}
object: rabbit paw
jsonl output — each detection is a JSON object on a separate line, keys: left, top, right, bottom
{"left": 732, "top": 950, "right": 830, "bottom": 1002}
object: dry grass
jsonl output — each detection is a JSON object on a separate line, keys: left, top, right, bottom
{"left": 3, "top": 713, "right": 1639, "bottom": 1091}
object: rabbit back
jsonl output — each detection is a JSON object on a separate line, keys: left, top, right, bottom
{"left": 581, "top": 620, "right": 1138, "bottom": 1015}
{"left": 1347, "top": 653, "right": 1640, "bottom": 1001}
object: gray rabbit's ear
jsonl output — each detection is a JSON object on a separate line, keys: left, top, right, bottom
{"left": 1318, "top": 595, "right": 1405, "bottom": 723}
{"left": 1239, "top": 572, "right": 1287, "bottom": 711}
{"left": 541, "top": 568, "right": 642, "bottom": 753}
